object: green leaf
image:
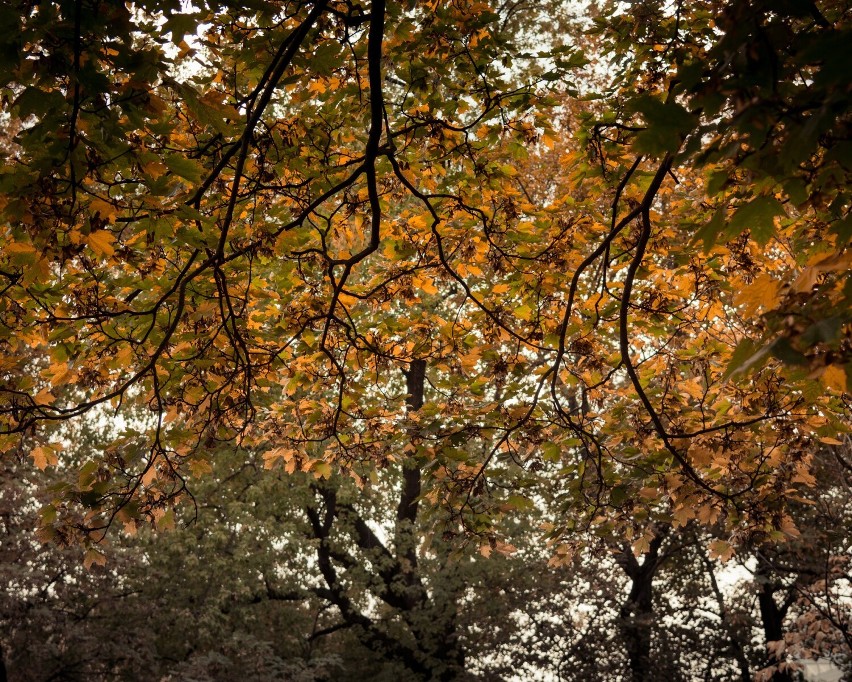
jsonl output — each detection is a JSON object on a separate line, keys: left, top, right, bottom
{"left": 800, "top": 317, "right": 844, "bottom": 346}
{"left": 163, "top": 13, "right": 201, "bottom": 41}
{"left": 541, "top": 442, "right": 561, "bottom": 463}
{"left": 706, "top": 170, "right": 729, "bottom": 197}
{"left": 723, "top": 338, "right": 761, "bottom": 379}
{"left": 769, "top": 338, "right": 808, "bottom": 366}
{"left": 727, "top": 196, "right": 786, "bottom": 245}
{"left": 783, "top": 178, "right": 808, "bottom": 206}
{"left": 507, "top": 494, "right": 534, "bottom": 511}
{"left": 692, "top": 208, "right": 726, "bottom": 252}
{"left": 164, "top": 154, "right": 204, "bottom": 184}
{"left": 830, "top": 214, "right": 852, "bottom": 244}
{"left": 610, "top": 486, "right": 628, "bottom": 506}
{"left": 14, "top": 88, "right": 66, "bottom": 118}
{"left": 630, "top": 96, "right": 697, "bottom": 156}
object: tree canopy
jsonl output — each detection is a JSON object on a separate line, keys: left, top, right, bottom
{"left": 0, "top": 0, "right": 851, "bottom": 677}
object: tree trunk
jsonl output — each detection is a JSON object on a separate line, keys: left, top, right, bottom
{"left": 402, "top": 359, "right": 465, "bottom": 680}
{"left": 308, "top": 359, "right": 466, "bottom": 680}
{"left": 620, "top": 567, "right": 654, "bottom": 682}
{"left": 615, "top": 528, "right": 668, "bottom": 682}
{"left": 756, "top": 558, "right": 794, "bottom": 682}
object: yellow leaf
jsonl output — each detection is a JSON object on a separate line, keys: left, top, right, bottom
{"left": 34, "top": 387, "right": 55, "bottom": 405}
{"left": 494, "top": 541, "right": 517, "bottom": 556}
{"left": 4, "top": 242, "right": 37, "bottom": 256}
{"left": 708, "top": 539, "right": 735, "bottom": 562}
{"left": 90, "top": 198, "right": 118, "bottom": 223}
{"left": 408, "top": 213, "right": 428, "bottom": 230}
{"left": 42, "top": 361, "right": 71, "bottom": 386}
{"left": 791, "top": 266, "right": 821, "bottom": 294}
{"left": 141, "top": 465, "right": 158, "bottom": 486}
{"left": 632, "top": 535, "right": 651, "bottom": 555}
{"left": 263, "top": 447, "right": 295, "bottom": 469}
{"left": 156, "top": 509, "right": 175, "bottom": 531}
{"left": 639, "top": 487, "right": 659, "bottom": 500}
{"left": 820, "top": 365, "right": 846, "bottom": 393}
{"left": 143, "top": 161, "right": 167, "bottom": 179}
{"left": 515, "top": 304, "right": 533, "bottom": 321}
{"left": 792, "top": 465, "right": 816, "bottom": 486}
{"left": 681, "top": 379, "right": 705, "bottom": 401}
{"left": 779, "top": 515, "right": 800, "bottom": 539}
{"left": 87, "top": 230, "right": 116, "bottom": 257}
{"left": 413, "top": 275, "right": 438, "bottom": 295}
{"left": 697, "top": 503, "right": 720, "bottom": 525}
{"left": 188, "top": 458, "right": 213, "bottom": 477}
{"left": 733, "top": 273, "right": 780, "bottom": 317}
{"left": 313, "top": 461, "right": 332, "bottom": 479}
{"left": 687, "top": 444, "right": 714, "bottom": 467}
{"left": 672, "top": 504, "right": 694, "bottom": 527}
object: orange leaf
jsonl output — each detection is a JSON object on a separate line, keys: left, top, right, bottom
{"left": 708, "top": 540, "right": 735, "bottom": 562}
{"left": 820, "top": 365, "right": 846, "bottom": 393}
{"left": 87, "top": 230, "right": 116, "bottom": 257}
{"left": 31, "top": 445, "right": 57, "bottom": 470}
{"left": 733, "top": 273, "right": 780, "bottom": 317}
{"left": 83, "top": 548, "right": 107, "bottom": 570}
{"left": 90, "top": 198, "right": 118, "bottom": 223}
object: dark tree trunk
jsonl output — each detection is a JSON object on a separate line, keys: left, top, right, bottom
{"left": 756, "top": 558, "right": 794, "bottom": 682}
{"left": 402, "top": 358, "right": 465, "bottom": 680}
{"left": 615, "top": 528, "right": 669, "bottom": 682}
{"left": 307, "top": 359, "right": 466, "bottom": 680}
{"left": 620, "top": 565, "right": 655, "bottom": 682}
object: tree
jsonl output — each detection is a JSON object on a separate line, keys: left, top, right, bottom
{"left": 3, "top": 410, "right": 851, "bottom": 679}
{"left": 0, "top": 2, "right": 850, "bottom": 666}
{"left": 2, "top": 404, "right": 601, "bottom": 681}
{"left": 0, "top": 436, "right": 163, "bottom": 680}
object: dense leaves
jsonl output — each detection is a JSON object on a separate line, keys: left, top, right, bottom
{"left": 0, "top": 0, "right": 850, "bottom": 678}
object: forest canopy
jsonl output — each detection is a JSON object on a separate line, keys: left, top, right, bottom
{"left": 0, "top": 0, "right": 851, "bottom": 679}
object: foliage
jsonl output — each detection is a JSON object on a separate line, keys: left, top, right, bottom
{"left": 0, "top": 0, "right": 851, "bottom": 677}
{"left": 0, "top": 432, "right": 581, "bottom": 681}
{"left": 5, "top": 443, "right": 850, "bottom": 680}
{"left": 0, "top": 0, "right": 846, "bottom": 546}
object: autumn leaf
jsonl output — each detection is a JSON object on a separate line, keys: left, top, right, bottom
{"left": 83, "top": 548, "right": 107, "bottom": 570}
{"left": 31, "top": 445, "right": 58, "bottom": 470}
{"left": 4, "top": 241, "right": 38, "bottom": 265}
{"left": 87, "top": 230, "right": 116, "bottom": 257}
{"left": 90, "top": 198, "right": 118, "bottom": 223}
{"left": 312, "top": 461, "right": 332, "bottom": 479}
{"left": 820, "top": 365, "right": 847, "bottom": 393}
{"left": 708, "top": 540, "right": 735, "bottom": 562}
{"left": 733, "top": 273, "right": 780, "bottom": 317}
